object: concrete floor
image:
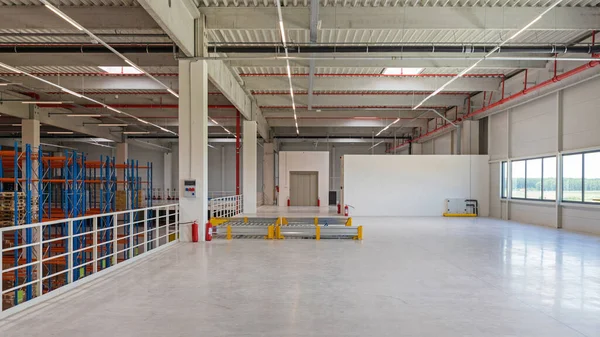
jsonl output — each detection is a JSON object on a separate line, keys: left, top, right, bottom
{"left": 1, "top": 214, "right": 599, "bottom": 336}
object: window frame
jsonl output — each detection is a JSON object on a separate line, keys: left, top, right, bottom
{"left": 501, "top": 161, "right": 508, "bottom": 199}
{"left": 561, "top": 150, "right": 600, "bottom": 204}
{"left": 510, "top": 155, "right": 556, "bottom": 202}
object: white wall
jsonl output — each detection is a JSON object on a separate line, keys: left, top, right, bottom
{"left": 485, "top": 75, "right": 600, "bottom": 235}
{"left": 279, "top": 142, "right": 386, "bottom": 203}
{"left": 343, "top": 155, "right": 489, "bottom": 216}
{"left": 278, "top": 151, "right": 329, "bottom": 207}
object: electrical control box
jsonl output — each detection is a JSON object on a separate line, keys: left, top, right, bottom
{"left": 445, "top": 198, "right": 478, "bottom": 215}
{"left": 183, "top": 179, "right": 197, "bottom": 198}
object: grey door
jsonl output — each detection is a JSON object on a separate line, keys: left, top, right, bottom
{"left": 289, "top": 171, "right": 318, "bottom": 206}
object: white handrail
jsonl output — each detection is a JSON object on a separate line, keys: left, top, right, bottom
{"left": 0, "top": 203, "right": 179, "bottom": 315}
{"left": 209, "top": 195, "right": 243, "bottom": 219}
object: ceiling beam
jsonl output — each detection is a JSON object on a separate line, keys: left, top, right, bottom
{"left": 0, "top": 102, "right": 120, "bottom": 142}
{"left": 202, "top": 7, "right": 600, "bottom": 31}
{"left": 255, "top": 93, "right": 466, "bottom": 107}
{"left": 243, "top": 76, "right": 500, "bottom": 92}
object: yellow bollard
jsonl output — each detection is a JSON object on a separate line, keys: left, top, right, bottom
{"left": 353, "top": 226, "right": 363, "bottom": 240}
{"left": 345, "top": 218, "right": 352, "bottom": 227}
{"left": 275, "top": 217, "right": 281, "bottom": 225}
{"left": 314, "top": 217, "right": 319, "bottom": 226}
{"left": 264, "top": 225, "right": 275, "bottom": 240}
{"left": 244, "top": 217, "right": 248, "bottom": 223}
{"left": 282, "top": 217, "right": 288, "bottom": 225}
{"left": 275, "top": 225, "right": 285, "bottom": 240}
{"left": 226, "top": 225, "right": 232, "bottom": 240}
{"left": 315, "top": 226, "right": 320, "bottom": 240}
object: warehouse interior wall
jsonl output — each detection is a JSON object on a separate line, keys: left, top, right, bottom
{"left": 278, "top": 142, "right": 386, "bottom": 203}
{"left": 343, "top": 155, "right": 489, "bottom": 216}
{"left": 278, "top": 151, "right": 329, "bottom": 207}
{"left": 485, "top": 75, "right": 600, "bottom": 235}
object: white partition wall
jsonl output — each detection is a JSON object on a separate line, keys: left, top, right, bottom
{"left": 278, "top": 151, "right": 329, "bottom": 207}
{"left": 343, "top": 155, "right": 489, "bottom": 216}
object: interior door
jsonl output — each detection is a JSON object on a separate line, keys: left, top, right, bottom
{"left": 290, "top": 171, "right": 318, "bottom": 206}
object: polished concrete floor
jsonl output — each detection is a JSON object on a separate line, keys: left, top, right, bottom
{"left": 1, "top": 215, "right": 599, "bottom": 336}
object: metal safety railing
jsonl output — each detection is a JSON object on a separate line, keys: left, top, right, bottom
{"left": 209, "top": 195, "right": 243, "bottom": 219}
{"left": 0, "top": 203, "right": 179, "bottom": 316}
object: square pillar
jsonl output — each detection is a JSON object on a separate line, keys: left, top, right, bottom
{"left": 243, "top": 121, "right": 257, "bottom": 213}
{"left": 178, "top": 60, "right": 209, "bottom": 242}
{"left": 116, "top": 142, "right": 128, "bottom": 191}
{"left": 163, "top": 152, "right": 173, "bottom": 198}
{"left": 21, "top": 119, "right": 40, "bottom": 149}
{"left": 263, "top": 142, "right": 275, "bottom": 205}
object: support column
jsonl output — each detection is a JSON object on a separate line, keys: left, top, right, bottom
{"left": 460, "top": 120, "right": 480, "bottom": 155}
{"left": 116, "top": 142, "right": 128, "bottom": 191}
{"left": 263, "top": 142, "right": 275, "bottom": 205}
{"left": 178, "top": 60, "right": 209, "bottom": 242}
{"left": 21, "top": 119, "right": 40, "bottom": 149}
{"left": 163, "top": 152, "right": 172, "bottom": 198}
{"left": 243, "top": 121, "right": 257, "bottom": 214}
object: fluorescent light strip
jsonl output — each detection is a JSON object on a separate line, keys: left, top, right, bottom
{"left": 39, "top": 0, "right": 178, "bottom": 100}
{"left": 375, "top": 118, "right": 400, "bottom": 137}
{"left": 97, "top": 124, "right": 128, "bottom": 127}
{"left": 61, "top": 88, "right": 82, "bottom": 98}
{"left": 22, "top": 101, "right": 67, "bottom": 104}
{"left": 412, "top": 1, "right": 563, "bottom": 111}
{"left": 43, "top": 3, "right": 83, "bottom": 31}
{"left": 47, "top": 131, "right": 74, "bottom": 135}
{"left": 276, "top": 0, "right": 298, "bottom": 135}
{"left": 123, "top": 131, "right": 150, "bottom": 135}
{"left": 66, "top": 114, "right": 102, "bottom": 117}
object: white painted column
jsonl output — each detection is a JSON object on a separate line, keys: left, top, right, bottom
{"left": 263, "top": 142, "right": 275, "bottom": 205}
{"left": 21, "top": 119, "right": 40, "bottom": 149}
{"left": 178, "top": 60, "right": 209, "bottom": 242}
{"left": 460, "top": 120, "right": 480, "bottom": 155}
{"left": 116, "top": 142, "right": 128, "bottom": 191}
{"left": 412, "top": 143, "right": 423, "bottom": 155}
{"left": 243, "top": 121, "right": 257, "bottom": 213}
{"left": 163, "top": 152, "right": 173, "bottom": 198}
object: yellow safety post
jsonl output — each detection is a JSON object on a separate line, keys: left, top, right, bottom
{"left": 314, "top": 217, "right": 319, "bottom": 226}
{"left": 210, "top": 218, "right": 229, "bottom": 226}
{"left": 345, "top": 218, "right": 352, "bottom": 227}
{"left": 264, "top": 225, "right": 274, "bottom": 240}
{"left": 315, "top": 226, "right": 320, "bottom": 240}
{"left": 275, "top": 217, "right": 281, "bottom": 225}
{"left": 442, "top": 213, "right": 477, "bottom": 217}
{"left": 275, "top": 225, "right": 285, "bottom": 240}
{"left": 244, "top": 217, "right": 248, "bottom": 223}
{"left": 353, "top": 226, "right": 363, "bottom": 240}
{"left": 282, "top": 217, "right": 288, "bottom": 225}
{"left": 226, "top": 225, "right": 232, "bottom": 240}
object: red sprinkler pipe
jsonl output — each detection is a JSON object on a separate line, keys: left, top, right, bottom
{"left": 235, "top": 110, "right": 241, "bottom": 195}
{"left": 387, "top": 60, "right": 600, "bottom": 152}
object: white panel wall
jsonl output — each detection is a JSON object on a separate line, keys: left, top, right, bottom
{"left": 489, "top": 163, "right": 501, "bottom": 218}
{"left": 510, "top": 94, "right": 557, "bottom": 158}
{"left": 278, "top": 151, "right": 329, "bottom": 207}
{"left": 422, "top": 140, "right": 433, "bottom": 154}
{"left": 485, "top": 75, "right": 600, "bottom": 235}
{"left": 434, "top": 132, "right": 453, "bottom": 154}
{"left": 343, "top": 155, "right": 489, "bottom": 216}
{"left": 489, "top": 111, "right": 508, "bottom": 161}
{"left": 562, "top": 77, "right": 600, "bottom": 151}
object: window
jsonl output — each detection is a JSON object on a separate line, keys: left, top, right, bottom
{"left": 584, "top": 152, "right": 600, "bottom": 203}
{"left": 542, "top": 157, "right": 557, "bottom": 201}
{"left": 562, "top": 154, "right": 583, "bottom": 202}
{"left": 511, "top": 160, "right": 526, "bottom": 199}
{"left": 525, "top": 158, "right": 542, "bottom": 199}
{"left": 501, "top": 161, "right": 508, "bottom": 198}
{"left": 510, "top": 156, "right": 557, "bottom": 200}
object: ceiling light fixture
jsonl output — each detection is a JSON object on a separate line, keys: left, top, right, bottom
{"left": 43, "top": 2, "right": 83, "bottom": 30}
{"left": 61, "top": 88, "right": 82, "bottom": 98}
{"left": 40, "top": 0, "right": 178, "bottom": 100}
{"left": 382, "top": 68, "right": 424, "bottom": 75}
{"left": 97, "top": 123, "right": 128, "bottom": 127}
{"left": 66, "top": 114, "right": 103, "bottom": 117}
{"left": 21, "top": 101, "right": 69, "bottom": 105}
{"left": 375, "top": 118, "right": 400, "bottom": 137}
{"left": 276, "top": 0, "right": 299, "bottom": 136}
{"left": 123, "top": 131, "right": 150, "bottom": 135}
{"left": 209, "top": 116, "right": 236, "bottom": 137}
{"left": 412, "top": 0, "right": 563, "bottom": 110}
{"left": 0, "top": 83, "right": 19, "bottom": 86}
{"left": 47, "top": 131, "right": 74, "bottom": 135}
{"left": 99, "top": 66, "right": 142, "bottom": 74}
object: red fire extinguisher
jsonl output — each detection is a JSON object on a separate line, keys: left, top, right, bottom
{"left": 191, "top": 221, "right": 199, "bottom": 242}
{"left": 205, "top": 221, "right": 213, "bottom": 241}
{"left": 337, "top": 203, "right": 341, "bottom": 214}
{"left": 317, "top": 198, "right": 320, "bottom": 207}
{"left": 344, "top": 205, "right": 349, "bottom": 217}
{"left": 287, "top": 198, "right": 290, "bottom": 207}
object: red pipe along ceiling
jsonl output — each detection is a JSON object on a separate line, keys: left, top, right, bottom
{"left": 73, "top": 104, "right": 449, "bottom": 110}
{"left": 388, "top": 60, "right": 600, "bottom": 152}
{"left": 251, "top": 91, "right": 471, "bottom": 96}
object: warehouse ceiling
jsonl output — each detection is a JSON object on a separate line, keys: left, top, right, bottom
{"left": 0, "top": 0, "right": 598, "bottom": 146}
